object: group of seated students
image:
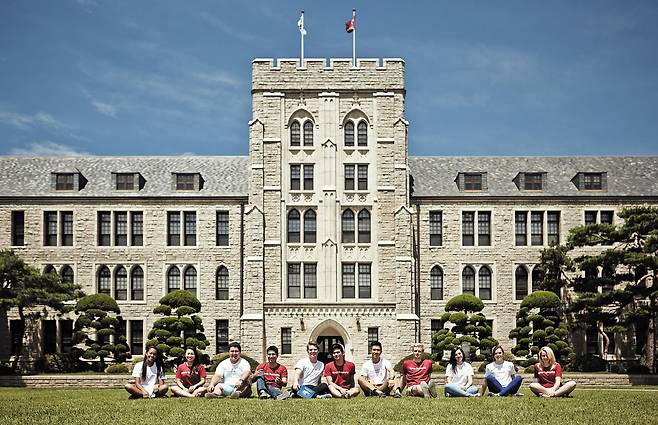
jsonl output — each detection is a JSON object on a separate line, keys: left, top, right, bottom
{"left": 124, "top": 341, "right": 576, "bottom": 399}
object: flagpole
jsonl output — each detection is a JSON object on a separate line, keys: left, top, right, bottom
{"left": 352, "top": 9, "right": 356, "bottom": 67}
{"left": 300, "top": 10, "right": 305, "bottom": 66}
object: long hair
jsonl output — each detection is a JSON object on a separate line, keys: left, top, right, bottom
{"left": 142, "top": 346, "right": 164, "bottom": 381}
{"left": 185, "top": 346, "right": 201, "bottom": 370}
{"left": 449, "top": 347, "right": 466, "bottom": 370}
{"left": 538, "top": 346, "right": 556, "bottom": 369}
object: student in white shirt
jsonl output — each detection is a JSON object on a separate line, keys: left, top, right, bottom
{"left": 125, "top": 346, "right": 168, "bottom": 398}
{"left": 205, "top": 341, "right": 252, "bottom": 399}
{"left": 481, "top": 345, "right": 523, "bottom": 396}
{"left": 290, "top": 341, "right": 329, "bottom": 398}
{"left": 357, "top": 341, "right": 398, "bottom": 397}
{"left": 444, "top": 347, "right": 479, "bottom": 397}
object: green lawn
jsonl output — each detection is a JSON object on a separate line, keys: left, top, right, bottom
{"left": 0, "top": 388, "right": 656, "bottom": 425}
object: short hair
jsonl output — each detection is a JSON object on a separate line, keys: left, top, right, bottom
{"left": 331, "top": 343, "right": 344, "bottom": 353}
{"left": 307, "top": 341, "right": 319, "bottom": 351}
{"left": 492, "top": 345, "right": 505, "bottom": 356}
{"left": 266, "top": 345, "right": 279, "bottom": 355}
{"left": 412, "top": 343, "right": 424, "bottom": 351}
{"left": 370, "top": 341, "right": 382, "bottom": 351}
{"left": 228, "top": 341, "right": 242, "bottom": 352}
{"left": 539, "top": 346, "right": 556, "bottom": 367}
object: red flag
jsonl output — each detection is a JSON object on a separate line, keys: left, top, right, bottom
{"left": 345, "top": 17, "right": 355, "bottom": 33}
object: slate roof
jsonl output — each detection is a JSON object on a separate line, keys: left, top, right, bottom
{"left": 0, "top": 156, "right": 249, "bottom": 198}
{"left": 408, "top": 156, "right": 658, "bottom": 198}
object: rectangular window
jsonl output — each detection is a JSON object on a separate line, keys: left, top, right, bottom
{"left": 600, "top": 210, "right": 614, "bottom": 224}
{"left": 131, "top": 212, "right": 143, "bottom": 246}
{"left": 367, "top": 328, "right": 379, "bottom": 354}
{"left": 55, "top": 173, "right": 74, "bottom": 190}
{"left": 357, "top": 165, "right": 368, "bottom": 190}
{"left": 431, "top": 320, "right": 442, "bottom": 354}
{"left": 547, "top": 211, "right": 560, "bottom": 245}
{"left": 429, "top": 211, "right": 442, "bottom": 246}
{"left": 216, "top": 211, "right": 229, "bottom": 246}
{"left": 524, "top": 173, "right": 543, "bottom": 190}
{"left": 116, "top": 173, "right": 135, "bottom": 190}
{"left": 130, "top": 321, "right": 143, "bottom": 356}
{"left": 358, "top": 264, "right": 371, "bottom": 298}
{"left": 464, "top": 173, "right": 482, "bottom": 191}
{"left": 530, "top": 211, "right": 544, "bottom": 246}
{"left": 342, "top": 263, "right": 355, "bottom": 299}
{"left": 11, "top": 211, "right": 25, "bottom": 246}
{"left": 290, "top": 165, "right": 301, "bottom": 190}
{"left": 462, "top": 212, "right": 474, "bottom": 246}
{"left": 61, "top": 211, "right": 73, "bottom": 246}
{"left": 583, "top": 173, "right": 602, "bottom": 190}
{"left": 344, "top": 165, "right": 355, "bottom": 191}
{"left": 304, "top": 263, "right": 317, "bottom": 299}
{"left": 216, "top": 320, "right": 229, "bottom": 353}
{"left": 287, "top": 263, "right": 301, "bottom": 298}
{"left": 515, "top": 211, "right": 527, "bottom": 246}
{"left": 303, "top": 165, "right": 314, "bottom": 190}
{"left": 184, "top": 212, "right": 196, "bottom": 246}
{"left": 44, "top": 211, "right": 58, "bottom": 246}
{"left": 98, "top": 211, "right": 111, "bottom": 246}
{"left": 478, "top": 211, "right": 491, "bottom": 246}
{"left": 176, "top": 173, "right": 195, "bottom": 190}
{"left": 281, "top": 328, "right": 292, "bottom": 355}
{"left": 60, "top": 320, "right": 73, "bottom": 354}
{"left": 585, "top": 211, "right": 597, "bottom": 225}
{"left": 43, "top": 320, "right": 57, "bottom": 354}
{"left": 115, "top": 212, "right": 128, "bottom": 246}
{"left": 167, "top": 212, "right": 180, "bottom": 246}
{"left": 10, "top": 320, "right": 24, "bottom": 356}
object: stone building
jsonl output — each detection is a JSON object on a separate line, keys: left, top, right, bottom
{"left": 1, "top": 57, "right": 657, "bottom": 369}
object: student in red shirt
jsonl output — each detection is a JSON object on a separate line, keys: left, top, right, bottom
{"left": 171, "top": 347, "right": 207, "bottom": 397}
{"left": 254, "top": 345, "right": 289, "bottom": 400}
{"left": 324, "top": 343, "right": 360, "bottom": 398}
{"left": 529, "top": 346, "right": 576, "bottom": 397}
{"left": 401, "top": 343, "right": 437, "bottom": 398}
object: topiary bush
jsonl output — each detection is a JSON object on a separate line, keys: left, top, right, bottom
{"left": 73, "top": 294, "right": 128, "bottom": 369}
{"left": 146, "top": 290, "right": 209, "bottom": 365}
{"left": 105, "top": 363, "right": 130, "bottom": 374}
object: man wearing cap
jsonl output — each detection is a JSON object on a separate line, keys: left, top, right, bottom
{"left": 324, "top": 343, "right": 360, "bottom": 399}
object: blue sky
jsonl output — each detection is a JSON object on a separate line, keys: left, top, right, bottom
{"left": 1, "top": 1, "right": 657, "bottom": 157}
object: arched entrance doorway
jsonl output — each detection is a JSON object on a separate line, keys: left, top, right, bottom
{"left": 309, "top": 319, "right": 352, "bottom": 364}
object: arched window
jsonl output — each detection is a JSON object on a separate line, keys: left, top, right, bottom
{"left": 60, "top": 265, "right": 74, "bottom": 284}
{"left": 342, "top": 209, "right": 355, "bottom": 243}
{"left": 344, "top": 121, "right": 354, "bottom": 147}
{"left": 532, "top": 267, "right": 544, "bottom": 292}
{"left": 479, "top": 266, "right": 492, "bottom": 300}
{"left": 357, "top": 121, "right": 368, "bottom": 146}
{"left": 167, "top": 266, "right": 180, "bottom": 293}
{"left": 184, "top": 266, "right": 197, "bottom": 295}
{"left": 462, "top": 266, "right": 475, "bottom": 295}
{"left": 430, "top": 266, "right": 443, "bottom": 300}
{"left": 131, "top": 266, "right": 144, "bottom": 300}
{"left": 115, "top": 266, "right": 127, "bottom": 300}
{"left": 358, "top": 209, "right": 371, "bottom": 243}
{"left": 44, "top": 265, "right": 56, "bottom": 275}
{"left": 98, "top": 266, "right": 111, "bottom": 296}
{"left": 515, "top": 266, "right": 528, "bottom": 301}
{"left": 290, "top": 121, "right": 300, "bottom": 146}
{"left": 216, "top": 266, "right": 229, "bottom": 300}
{"left": 288, "top": 209, "right": 300, "bottom": 243}
{"left": 303, "top": 121, "right": 313, "bottom": 146}
{"left": 303, "top": 210, "right": 316, "bottom": 243}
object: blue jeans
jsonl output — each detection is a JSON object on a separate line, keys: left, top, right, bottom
{"left": 255, "top": 377, "right": 282, "bottom": 398}
{"left": 444, "top": 383, "right": 479, "bottom": 397}
{"left": 485, "top": 375, "right": 523, "bottom": 396}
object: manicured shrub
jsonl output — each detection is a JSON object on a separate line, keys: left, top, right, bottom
{"left": 105, "top": 363, "right": 129, "bottom": 374}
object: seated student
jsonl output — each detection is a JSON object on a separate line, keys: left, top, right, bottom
{"left": 205, "top": 341, "right": 252, "bottom": 399}
{"left": 401, "top": 343, "right": 437, "bottom": 398}
{"left": 358, "top": 341, "right": 397, "bottom": 397}
{"left": 444, "top": 346, "right": 479, "bottom": 397}
{"left": 481, "top": 345, "right": 523, "bottom": 396}
{"left": 254, "top": 345, "right": 289, "bottom": 400}
{"left": 529, "top": 346, "right": 576, "bottom": 398}
{"left": 171, "top": 347, "right": 207, "bottom": 398}
{"left": 125, "top": 346, "right": 168, "bottom": 398}
{"left": 324, "top": 343, "right": 360, "bottom": 399}
{"left": 291, "top": 341, "right": 329, "bottom": 398}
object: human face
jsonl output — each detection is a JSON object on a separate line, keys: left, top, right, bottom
{"left": 332, "top": 349, "right": 344, "bottom": 363}
{"left": 455, "top": 349, "right": 464, "bottom": 365}
{"left": 371, "top": 345, "right": 382, "bottom": 361}
{"left": 539, "top": 350, "right": 550, "bottom": 366}
{"left": 494, "top": 348, "right": 504, "bottom": 364}
{"left": 145, "top": 348, "right": 157, "bottom": 365}
{"left": 185, "top": 349, "right": 196, "bottom": 365}
{"left": 307, "top": 345, "right": 319, "bottom": 361}
{"left": 266, "top": 350, "right": 278, "bottom": 364}
{"left": 229, "top": 346, "right": 241, "bottom": 362}
{"left": 412, "top": 347, "right": 423, "bottom": 361}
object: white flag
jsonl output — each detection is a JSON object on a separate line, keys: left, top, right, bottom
{"left": 298, "top": 14, "right": 307, "bottom": 36}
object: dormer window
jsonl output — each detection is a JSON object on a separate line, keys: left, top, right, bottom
{"left": 56, "top": 173, "right": 74, "bottom": 190}
{"left": 455, "top": 172, "right": 487, "bottom": 192}
{"left": 572, "top": 172, "right": 606, "bottom": 191}
{"left": 51, "top": 171, "right": 84, "bottom": 191}
{"left": 173, "top": 173, "right": 202, "bottom": 191}
{"left": 513, "top": 172, "right": 545, "bottom": 191}
{"left": 113, "top": 172, "right": 142, "bottom": 191}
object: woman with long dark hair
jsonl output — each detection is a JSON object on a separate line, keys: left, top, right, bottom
{"left": 125, "top": 346, "right": 168, "bottom": 398}
{"left": 444, "top": 347, "right": 479, "bottom": 397}
{"left": 171, "top": 347, "right": 207, "bottom": 397}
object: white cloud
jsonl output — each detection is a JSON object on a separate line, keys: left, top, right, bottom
{"left": 0, "top": 110, "right": 67, "bottom": 130}
{"left": 9, "top": 141, "right": 89, "bottom": 156}
{"left": 92, "top": 101, "right": 117, "bottom": 117}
